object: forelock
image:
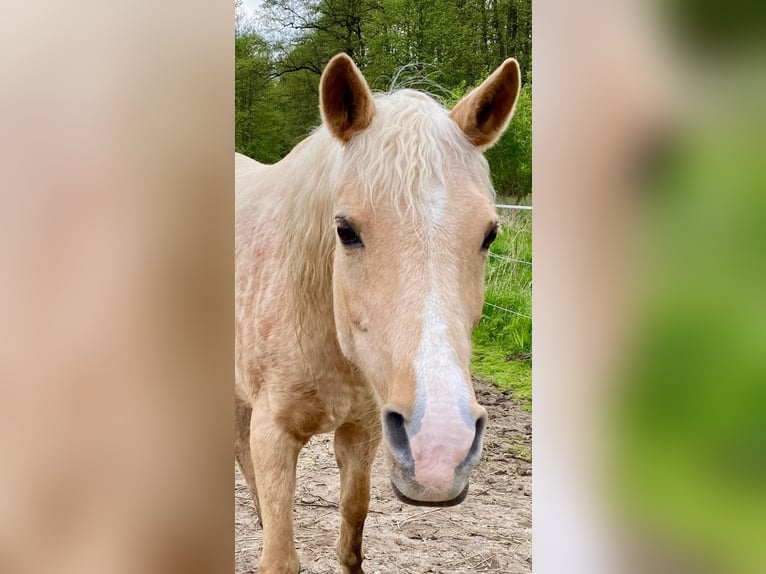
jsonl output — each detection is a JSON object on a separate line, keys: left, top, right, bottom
{"left": 339, "top": 90, "right": 495, "bottom": 218}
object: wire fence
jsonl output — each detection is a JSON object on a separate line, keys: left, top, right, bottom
{"left": 482, "top": 205, "right": 532, "bottom": 321}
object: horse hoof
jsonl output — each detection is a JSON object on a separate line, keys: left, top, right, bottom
{"left": 255, "top": 560, "right": 300, "bottom": 574}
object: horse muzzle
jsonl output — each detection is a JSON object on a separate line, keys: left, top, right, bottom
{"left": 391, "top": 480, "right": 469, "bottom": 507}
{"left": 382, "top": 405, "right": 487, "bottom": 506}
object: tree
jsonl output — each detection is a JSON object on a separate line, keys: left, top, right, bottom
{"left": 235, "top": 0, "right": 532, "bottom": 198}
{"left": 235, "top": 32, "right": 292, "bottom": 162}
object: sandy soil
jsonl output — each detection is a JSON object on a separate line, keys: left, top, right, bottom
{"left": 235, "top": 378, "right": 532, "bottom": 573}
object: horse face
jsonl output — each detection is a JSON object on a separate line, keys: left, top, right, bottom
{"left": 332, "top": 180, "right": 497, "bottom": 504}
{"left": 321, "top": 54, "right": 520, "bottom": 505}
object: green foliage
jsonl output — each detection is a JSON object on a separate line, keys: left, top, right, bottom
{"left": 445, "top": 77, "right": 532, "bottom": 199}
{"left": 235, "top": 33, "right": 292, "bottom": 162}
{"left": 474, "top": 211, "right": 532, "bottom": 352}
{"left": 471, "top": 210, "right": 532, "bottom": 406}
{"left": 486, "top": 80, "right": 532, "bottom": 199}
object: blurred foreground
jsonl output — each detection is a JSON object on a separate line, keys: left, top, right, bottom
{"left": 534, "top": 1, "right": 766, "bottom": 572}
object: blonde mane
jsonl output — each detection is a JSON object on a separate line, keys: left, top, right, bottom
{"left": 344, "top": 90, "right": 495, "bottom": 217}
{"left": 250, "top": 89, "right": 496, "bottom": 345}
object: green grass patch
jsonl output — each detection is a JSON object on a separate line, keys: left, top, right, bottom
{"left": 471, "top": 207, "right": 532, "bottom": 409}
{"left": 500, "top": 437, "right": 533, "bottom": 463}
{"left": 472, "top": 347, "right": 531, "bottom": 410}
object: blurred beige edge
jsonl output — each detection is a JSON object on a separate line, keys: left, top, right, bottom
{"left": 534, "top": 1, "right": 766, "bottom": 573}
{"left": 0, "top": 1, "right": 233, "bottom": 573}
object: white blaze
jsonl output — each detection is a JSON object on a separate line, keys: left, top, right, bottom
{"left": 409, "top": 288, "right": 474, "bottom": 489}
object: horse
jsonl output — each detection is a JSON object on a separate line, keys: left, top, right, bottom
{"left": 235, "top": 53, "right": 521, "bottom": 574}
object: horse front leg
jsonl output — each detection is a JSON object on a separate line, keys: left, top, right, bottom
{"left": 235, "top": 397, "right": 261, "bottom": 526}
{"left": 250, "top": 408, "right": 304, "bottom": 574}
{"left": 334, "top": 421, "right": 381, "bottom": 574}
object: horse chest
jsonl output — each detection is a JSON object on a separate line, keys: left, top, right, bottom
{"left": 265, "top": 354, "right": 375, "bottom": 439}
{"left": 314, "top": 374, "right": 376, "bottom": 430}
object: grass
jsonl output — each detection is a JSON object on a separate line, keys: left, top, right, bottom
{"left": 471, "top": 204, "right": 532, "bottom": 410}
{"left": 501, "top": 436, "right": 533, "bottom": 463}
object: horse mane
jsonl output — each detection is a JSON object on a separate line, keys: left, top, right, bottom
{"left": 277, "top": 89, "right": 495, "bottom": 344}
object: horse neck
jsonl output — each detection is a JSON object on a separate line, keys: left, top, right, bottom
{"left": 278, "top": 131, "right": 344, "bottom": 359}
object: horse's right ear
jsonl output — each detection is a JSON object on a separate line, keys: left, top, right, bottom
{"left": 320, "top": 53, "right": 376, "bottom": 144}
{"left": 449, "top": 59, "right": 521, "bottom": 151}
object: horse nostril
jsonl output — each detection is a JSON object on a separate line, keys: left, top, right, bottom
{"left": 383, "top": 410, "right": 408, "bottom": 450}
{"left": 475, "top": 409, "right": 487, "bottom": 438}
{"left": 382, "top": 408, "right": 414, "bottom": 468}
{"left": 464, "top": 409, "right": 488, "bottom": 468}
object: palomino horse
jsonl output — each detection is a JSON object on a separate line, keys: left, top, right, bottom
{"left": 235, "top": 53, "right": 520, "bottom": 574}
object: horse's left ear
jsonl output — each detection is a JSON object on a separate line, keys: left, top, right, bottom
{"left": 320, "top": 53, "right": 376, "bottom": 144}
{"left": 449, "top": 58, "right": 521, "bottom": 151}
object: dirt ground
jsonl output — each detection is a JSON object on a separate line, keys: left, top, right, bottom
{"left": 235, "top": 378, "right": 532, "bottom": 573}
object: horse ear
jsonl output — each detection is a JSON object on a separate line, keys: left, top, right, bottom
{"left": 320, "top": 53, "right": 376, "bottom": 143}
{"left": 449, "top": 58, "right": 521, "bottom": 151}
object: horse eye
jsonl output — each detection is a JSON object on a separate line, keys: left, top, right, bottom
{"left": 481, "top": 227, "right": 498, "bottom": 250}
{"left": 336, "top": 222, "right": 362, "bottom": 246}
